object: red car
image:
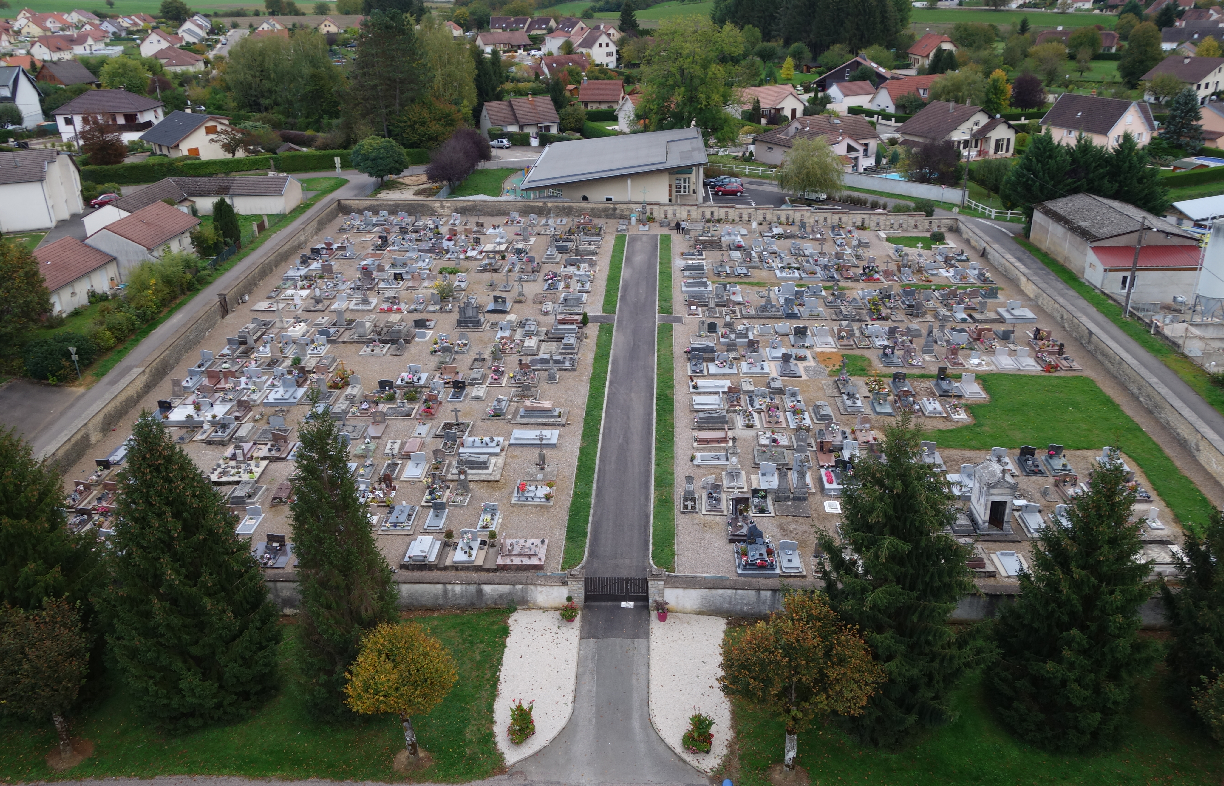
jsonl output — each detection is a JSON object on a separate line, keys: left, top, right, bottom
{"left": 713, "top": 182, "right": 744, "bottom": 196}
{"left": 90, "top": 193, "right": 119, "bottom": 208}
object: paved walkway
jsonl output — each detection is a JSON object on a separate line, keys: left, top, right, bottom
{"left": 14, "top": 171, "right": 376, "bottom": 459}
{"left": 513, "top": 234, "right": 703, "bottom": 785}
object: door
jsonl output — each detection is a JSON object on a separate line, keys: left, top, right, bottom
{"left": 989, "top": 500, "right": 1007, "bottom": 529}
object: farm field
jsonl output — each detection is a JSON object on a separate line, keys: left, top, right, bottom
{"left": 911, "top": 7, "right": 1116, "bottom": 28}
{"left": 539, "top": 0, "right": 713, "bottom": 19}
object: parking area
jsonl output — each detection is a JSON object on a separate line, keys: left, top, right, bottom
{"left": 704, "top": 177, "right": 789, "bottom": 208}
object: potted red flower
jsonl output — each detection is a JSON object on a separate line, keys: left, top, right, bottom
{"left": 655, "top": 599, "right": 669, "bottom": 622}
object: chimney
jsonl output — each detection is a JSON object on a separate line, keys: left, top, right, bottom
{"left": 948, "top": 101, "right": 954, "bottom": 112}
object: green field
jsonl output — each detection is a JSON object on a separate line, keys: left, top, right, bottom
{"left": 911, "top": 7, "right": 1116, "bottom": 29}
{"left": 12, "top": 0, "right": 257, "bottom": 13}
{"left": 538, "top": 0, "right": 713, "bottom": 20}
{"left": 0, "top": 611, "right": 510, "bottom": 783}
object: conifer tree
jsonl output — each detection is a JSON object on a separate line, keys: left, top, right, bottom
{"left": 1067, "top": 133, "right": 1114, "bottom": 197}
{"left": 100, "top": 412, "right": 281, "bottom": 731}
{"left": 989, "top": 456, "right": 1156, "bottom": 752}
{"left": 1160, "top": 86, "right": 1205, "bottom": 154}
{"left": 818, "top": 414, "right": 975, "bottom": 748}
{"left": 619, "top": 0, "right": 639, "bottom": 35}
{"left": 212, "top": 198, "right": 241, "bottom": 248}
{"left": 1161, "top": 509, "right": 1224, "bottom": 721}
{"left": 1108, "top": 131, "right": 1170, "bottom": 216}
{"left": 291, "top": 398, "right": 397, "bottom": 717}
{"left": 1001, "top": 128, "right": 1070, "bottom": 227}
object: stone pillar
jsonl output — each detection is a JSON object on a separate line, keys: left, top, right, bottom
{"left": 648, "top": 566, "right": 666, "bottom": 611}
{"left": 567, "top": 566, "right": 585, "bottom": 607}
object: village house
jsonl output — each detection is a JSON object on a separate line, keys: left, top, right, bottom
{"left": 489, "top": 15, "right": 530, "bottom": 30}
{"left": 616, "top": 91, "right": 642, "bottom": 133}
{"left": 479, "top": 96, "right": 560, "bottom": 135}
{"left": 1198, "top": 102, "right": 1224, "bottom": 147}
{"left": 36, "top": 60, "right": 100, "bottom": 88}
{"left": 139, "top": 29, "right": 184, "bottom": 58}
{"left": 734, "top": 84, "right": 807, "bottom": 124}
{"left": 907, "top": 33, "right": 956, "bottom": 69}
{"left": 578, "top": 79, "right": 624, "bottom": 110}
{"left": 475, "top": 30, "right": 531, "bottom": 53}
{"left": 15, "top": 12, "right": 72, "bottom": 37}
{"left": 444, "top": 20, "right": 464, "bottom": 37}
{"left": 1161, "top": 22, "right": 1224, "bottom": 50}
{"left": 318, "top": 16, "right": 342, "bottom": 34}
{"left": 256, "top": 18, "right": 285, "bottom": 31}
{"left": 554, "top": 17, "right": 588, "bottom": 36}
{"left": 30, "top": 34, "right": 98, "bottom": 61}
{"left": 84, "top": 174, "right": 302, "bottom": 236}
{"left": 0, "top": 65, "right": 44, "bottom": 128}
{"left": 140, "top": 111, "right": 241, "bottom": 159}
{"left": 153, "top": 46, "right": 206, "bottom": 72}
{"left": 83, "top": 200, "right": 200, "bottom": 277}
{"left": 896, "top": 100, "right": 1017, "bottom": 159}
{"left": 66, "top": 10, "right": 101, "bottom": 26}
{"left": 753, "top": 114, "right": 881, "bottom": 171}
{"left": 1141, "top": 55, "right": 1224, "bottom": 104}
{"left": 177, "top": 14, "right": 212, "bottom": 43}
{"left": 1040, "top": 93, "right": 1156, "bottom": 149}
{"left": 826, "top": 80, "right": 875, "bottom": 110}
{"left": 526, "top": 17, "right": 556, "bottom": 34}
{"left": 1036, "top": 26, "right": 1120, "bottom": 52}
{"left": 867, "top": 74, "right": 939, "bottom": 114}
{"left": 35, "top": 237, "right": 120, "bottom": 316}
{"left": 0, "top": 149, "right": 83, "bottom": 233}
{"left": 815, "top": 55, "right": 893, "bottom": 93}
{"left": 539, "top": 54, "right": 589, "bottom": 78}
{"left": 53, "top": 89, "right": 164, "bottom": 143}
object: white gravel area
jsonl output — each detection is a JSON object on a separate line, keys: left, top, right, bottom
{"left": 493, "top": 610, "right": 581, "bottom": 765}
{"left": 648, "top": 613, "right": 730, "bottom": 773}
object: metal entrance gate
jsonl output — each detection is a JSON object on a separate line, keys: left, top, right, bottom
{"left": 584, "top": 576, "right": 648, "bottom": 603}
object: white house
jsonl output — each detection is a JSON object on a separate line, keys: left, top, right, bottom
{"left": 256, "top": 18, "right": 285, "bottom": 32}
{"left": 0, "top": 150, "right": 83, "bottom": 233}
{"left": 826, "top": 80, "right": 875, "bottom": 111}
{"left": 84, "top": 200, "right": 200, "bottom": 277}
{"left": 35, "top": 237, "right": 120, "bottom": 315}
{"left": 66, "top": 10, "right": 101, "bottom": 26}
{"left": 85, "top": 174, "right": 302, "bottom": 236}
{"left": 572, "top": 28, "right": 616, "bottom": 68}
{"left": 896, "top": 101, "right": 1017, "bottom": 159}
{"left": 177, "top": 15, "right": 211, "bottom": 43}
{"left": 141, "top": 111, "right": 241, "bottom": 159}
{"left": 1141, "top": 54, "right": 1224, "bottom": 105}
{"left": 0, "top": 66, "right": 46, "bottom": 129}
{"left": 140, "top": 29, "right": 185, "bottom": 58}
{"left": 53, "top": 89, "right": 164, "bottom": 143}
{"left": 734, "top": 84, "right": 807, "bottom": 124}
{"left": 319, "top": 17, "right": 343, "bottom": 34}
{"left": 29, "top": 35, "right": 77, "bottom": 62}
{"left": 616, "top": 92, "right": 641, "bottom": 133}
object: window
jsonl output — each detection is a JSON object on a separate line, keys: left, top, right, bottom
{"left": 1065, "top": 129, "right": 1073, "bottom": 136}
{"left": 605, "top": 196, "right": 614, "bottom": 201}
{"left": 674, "top": 176, "right": 690, "bottom": 195}
{"left": 63, "top": 116, "right": 73, "bottom": 126}
{"left": 546, "top": 188, "right": 563, "bottom": 197}
{"left": 187, "top": 147, "right": 199, "bottom": 156}
{"left": 1120, "top": 274, "right": 1129, "bottom": 291}
{"left": 123, "top": 113, "right": 137, "bottom": 124}
{"left": 204, "top": 124, "right": 218, "bottom": 134}
{"left": 1114, "top": 135, "right": 1121, "bottom": 143}
{"left": 1126, "top": 115, "right": 1132, "bottom": 125}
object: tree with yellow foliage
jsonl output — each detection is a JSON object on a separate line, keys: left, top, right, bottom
{"left": 1199, "top": 36, "right": 1223, "bottom": 58}
{"left": 780, "top": 56, "right": 795, "bottom": 82}
{"left": 344, "top": 622, "right": 458, "bottom": 759}
{"left": 983, "top": 69, "right": 1012, "bottom": 116}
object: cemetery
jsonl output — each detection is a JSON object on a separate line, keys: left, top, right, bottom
{"left": 59, "top": 209, "right": 616, "bottom": 576}
{"left": 664, "top": 218, "right": 1193, "bottom": 583}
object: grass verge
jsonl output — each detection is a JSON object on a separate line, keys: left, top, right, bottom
{"left": 0, "top": 611, "right": 509, "bottom": 782}
{"left": 886, "top": 235, "right": 942, "bottom": 248}
{"left": 603, "top": 234, "right": 626, "bottom": 314}
{"left": 86, "top": 178, "right": 348, "bottom": 382}
{"left": 451, "top": 168, "right": 516, "bottom": 198}
{"left": 725, "top": 665, "right": 1220, "bottom": 786}
{"left": 10, "top": 231, "right": 46, "bottom": 251}
{"left": 1015, "top": 238, "right": 1224, "bottom": 431}
{"left": 652, "top": 323, "right": 676, "bottom": 572}
{"left": 940, "top": 373, "right": 1215, "bottom": 530}
{"left": 658, "top": 234, "right": 673, "bottom": 315}
{"left": 562, "top": 322, "right": 614, "bottom": 569}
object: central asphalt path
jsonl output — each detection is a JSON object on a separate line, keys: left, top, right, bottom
{"left": 514, "top": 234, "right": 703, "bottom": 785}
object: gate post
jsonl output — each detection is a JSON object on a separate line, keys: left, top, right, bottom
{"left": 567, "top": 566, "right": 585, "bottom": 607}
{"left": 648, "top": 566, "right": 665, "bottom": 611}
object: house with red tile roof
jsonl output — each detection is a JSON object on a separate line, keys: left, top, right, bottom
{"left": 867, "top": 74, "right": 940, "bottom": 114}
{"left": 35, "top": 237, "right": 119, "bottom": 315}
{"left": 907, "top": 33, "right": 955, "bottom": 69}
{"left": 139, "top": 28, "right": 184, "bottom": 57}
{"left": 578, "top": 79, "right": 624, "bottom": 109}
{"left": 478, "top": 95, "right": 560, "bottom": 135}
{"left": 734, "top": 84, "right": 807, "bottom": 124}
{"left": 84, "top": 200, "right": 200, "bottom": 276}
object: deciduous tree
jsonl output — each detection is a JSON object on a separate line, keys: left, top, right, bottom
{"left": 345, "top": 622, "right": 457, "bottom": 758}
{"left": 559, "top": 103, "right": 586, "bottom": 133}
{"left": 291, "top": 400, "right": 398, "bottom": 717}
{"left": 391, "top": 97, "right": 464, "bottom": 150}
{"left": 0, "top": 599, "right": 89, "bottom": 763}
{"left": 1029, "top": 41, "right": 1069, "bottom": 85}
{"left": 210, "top": 125, "right": 254, "bottom": 157}
{"left": 0, "top": 236, "right": 51, "bottom": 354}
{"left": 1161, "top": 85, "right": 1205, "bottom": 153}
{"left": 1011, "top": 71, "right": 1045, "bottom": 109}
{"left": 778, "top": 136, "right": 843, "bottom": 198}
{"left": 159, "top": 0, "right": 191, "bottom": 22}
{"left": 983, "top": 68, "right": 1011, "bottom": 116}
{"left": 418, "top": 15, "right": 477, "bottom": 122}
{"left": 905, "top": 139, "right": 962, "bottom": 185}
{"left": 990, "top": 456, "right": 1157, "bottom": 752}
{"left": 1199, "top": 36, "right": 1223, "bottom": 58}
{"left": 1067, "top": 25, "right": 1102, "bottom": 57}
{"left": 1116, "top": 12, "right": 1141, "bottom": 41}
{"left": 1163, "top": 509, "right": 1224, "bottom": 730}
{"left": 636, "top": 18, "right": 745, "bottom": 144}
{"left": 1120, "top": 22, "right": 1163, "bottom": 87}
{"left": 818, "top": 414, "right": 975, "bottom": 748}
{"left": 721, "top": 592, "right": 884, "bottom": 770}
{"left": 931, "top": 66, "right": 987, "bottom": 105}
{"left": 351, "top": 135, "right": 409, "bottom": 183}
{"left": 780, "top": 56, "right": 795, "bottom": 82}
{"left": 1146, "top": 72, "right": 1187, "bottom": 105}
{"left": 0, "top": 103, "right": 23, "bottom": 128}
{"left": 78, "top": 115, "right": 127, "bottom": 165}
{"left": 100, "top": 412, "right": 282, "bottom": 731}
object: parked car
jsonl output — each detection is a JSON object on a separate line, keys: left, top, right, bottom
{"left": 704, "top": 174, "right": 737, "bottom": 188}
{"left": 90, "top": 193, "right": 119, "bottom": 208}
{"left": 490, "top": 138, "right": 512, "bottom": 149}
{"left": 713, "top": 182, "right": 744, "bottom": 196}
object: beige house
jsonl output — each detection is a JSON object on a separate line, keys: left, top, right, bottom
{"left": 907, "top": 33, "right": 955, "bottom": 69}
{"left": 479, "top": 96, "right": 560, "bottom": 135}
{"left": 867, "top": 74, "right": 939, "bottom": 114}
{"left": 1040, "top": 93, "right": 1156, "bottom": 150}
{"left": 152, "top": 46, "right": 206, "bottom": 72}
{"left": 1142, "top": 54, "right": 1224, "bottom": 105}
{"left": 520, "top": 128, "right": 706, "bottom": 204}
{"left": 139, "top": 29, "right": 184, "bottom": 58}
{"left": 140, "top": 111, "right": 241, "bottom": 159}
{"left": 896, "top": 101, "right": 1017, "bottom": 159}
{"left": 734, "top": 84, "right": 807, "bottom": 124}
{"left": 826, "top": 80, "right": 875, "bottom": 110}
{"left": 753, "top": 115, "right": 881, "bottom": 171}
{"left": 35, "top": 237, "right": 120, "bottom": 315}
{"left": 318, "top": 16, "right": 341, "bottom": 34}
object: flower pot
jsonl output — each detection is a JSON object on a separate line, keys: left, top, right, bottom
{"left": 657, "top": 611, "right": 667, "bottom": 622}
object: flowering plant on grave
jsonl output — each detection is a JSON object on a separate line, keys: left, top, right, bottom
{"left": 559, "top": 601, "right": 578, "bottom": 622}
{"left": 508, "top": 699, "right": 536, "bottom": 744}
{"left": 682, "top": 711, "right": 714, "bottom": 753}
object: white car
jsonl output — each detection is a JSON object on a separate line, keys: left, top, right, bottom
{"left": 491, "top": 138, "right": 512, "bottom": 149}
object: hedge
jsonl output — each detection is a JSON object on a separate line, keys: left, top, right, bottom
{"left": 586, "top": 109, "right": 616, "bottom": 121}
{"left": 80, "top": 148, "right": 426, "bottom": 184}
{"left": 1159, "top": 166, "right": 1224, "bottom": 186}
{"left": 848, "top": 106, "right": 911, "bottom": 123}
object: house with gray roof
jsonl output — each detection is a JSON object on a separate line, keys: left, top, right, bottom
{"left": 519, "top": 127, "right": 707, "bottom": 204}
{"left": 0, "top": 65, "right": 45, "bottom": 129}
{"left": 0, "top": 149, "right": 83, "bottom": 232}
{"left": 896, "top": 100, "right": 1016, "bottom": 159}
{"left": 1141, "top": 54, "right": 1224, "bottom": 104}
{"left": 140, "top": 110, "right": 241, "bottom": 160}
{"left": 1040, "top": 93, "right": 1156, "bottom": 150}
{"left": 83, "top": 174, "right": 302, "bottom": 237}
{"left": 52, "top": 88, "right": 163, "bottom": 142}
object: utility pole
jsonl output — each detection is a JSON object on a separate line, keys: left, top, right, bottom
{"left": 1123, "top": 216, "right": 1147, "bottom": 319}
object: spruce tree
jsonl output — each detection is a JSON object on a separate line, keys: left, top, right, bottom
{"left": 1109, "top": 132, "right": 1170, "bottom": 216}
{"left": 1160, "top": 86, "right": 1205, "bottom": 154}
{"left": 989, "top": 456, "right": 1156, "bottom": 752}
{"left": 1066, "top": 133, "right": 1113, "bottom": 197}
{"left": 291, "top": 398, "right": 397, "bottom": 718}
{"left": 1001, "top": 128, "right": 1070, "bottom": 228}
{"left": 100, "top": 412, "right": 281, "bottom": 731}
{"left": 1161, "top": 509, "right": 1224, "bottom": 718}
{"left": 212, "top": 198, "right": 241, "bottom": 248}
{"left": 619, "top": 0, "right": 639, "bottom": 35}
{"left": 818, "top": 414, "right": 975, "bottom": 748}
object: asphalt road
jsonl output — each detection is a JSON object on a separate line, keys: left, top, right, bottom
{"left": 513, "top": 234, "right": 702, "bottom": 785}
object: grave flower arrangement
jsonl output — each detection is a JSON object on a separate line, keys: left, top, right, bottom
{"left": 508, "top": 699, "right": 536, "bottom": 745}
{"left": 560, "top": 597, "right": 579, "bottom": 622}
{"left": 682, "top": 711, "right": 714, "bottom": 754}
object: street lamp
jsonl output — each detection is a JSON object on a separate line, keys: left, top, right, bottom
{"left": 67, "top": 346, "right": 80, "bottom": 380}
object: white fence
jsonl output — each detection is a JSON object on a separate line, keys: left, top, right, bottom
{"left": 965, "top": 198, "right": 1024, "bottom": 221}
{"left": 707, "top": 162, "right": 779, "bottom": 179}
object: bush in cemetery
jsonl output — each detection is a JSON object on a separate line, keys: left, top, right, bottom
{"left": 23, "top": 333, "right": 96, "bottom": 382}
{"left": 0, "top": 235, "right": 51, "bottom": 356}
{"left": 345, "top": 622, "right": 456, "bottom": 758}
{"left": 507, "top": 699, "right": 535, "bottom": 744}
{"left": 213, "top": 198, "right": 242, "bottom": 248}
{"left": 292, "top": 398, "right": 398, "bottom": 717}
{"left": 99, "top": 412, "right": 282, "bottom": 731}
{"left": 0, "top": 598, "right": 90, "bottom": 763}
{"left": 1162, "top": 509, "right": 1224, "bottom": 737}
{"left": 722, "top": 591, "right": 884, "bottom": 769}
{"left": 351, "top": 135, "right": 410, "bottom": 184}
{"left": 989, "top": 455, "right": 1156, "bottom": 752}
{"left": 818, "top": 414, "right": 976, "bottom": 748}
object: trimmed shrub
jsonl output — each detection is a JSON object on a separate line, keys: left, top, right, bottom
{"left": 24, "top": 332, "right": 97, "bottom": 382}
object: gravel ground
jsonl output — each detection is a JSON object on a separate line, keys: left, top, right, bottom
{"left": 64, "top": 212, "right": 615, "bottom": 574}
{"left": 666, "top": 227, "right": 1210, "bottom": 578}
{"left": 494, "top": 610, "right": 581, "bottom": 766}
{"left": 648, "top": 613, "right": 730, "bottom": 773}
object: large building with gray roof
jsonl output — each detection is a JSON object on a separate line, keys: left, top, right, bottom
{"left": 519, "top": 128, "right": 708, "bottom": 204}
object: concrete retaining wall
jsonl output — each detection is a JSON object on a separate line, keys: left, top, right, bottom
{"left": 265, "top": 575, "right": 569, "bottom": 612}
{"left": 843, "top": 172, "right": 967, "bottom": 203}
{"left": 958, "top": 220, "right": 1224, "bottom": 490}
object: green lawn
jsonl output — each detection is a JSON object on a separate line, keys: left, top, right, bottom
{"left": 726, "top": 666, "right": 1223, "bottom": 786}
{"left": 658, "top": 234, "right": 673, "bottom": 315}
{"left": 653, "top": 322, "right": 676, "bottom": 572}
{"left": 10, "top": 232, "right": 46, "bottom": 251}
{"left": 886, "top": 235, "right": 943, "bottom": 249}
{"left": 1167, "top": 180, "right": 1224, "bottom": 203}
{"left": 911, "top": 7, "right": 1115, "bottom": 28}
{"left": 0, "top": 611, "right": 510, "bottom": 782}
{"left": 603, "top": 234, "right": 626, "bottom": 314}
{"left": 538, "top": 0, "right": 712, "bottom": 20}
{"left": 451, "top": 169, "right": 516, "bottom": 199}
{"left": 562, "top": 322, "right": 614, "bottom": 570}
